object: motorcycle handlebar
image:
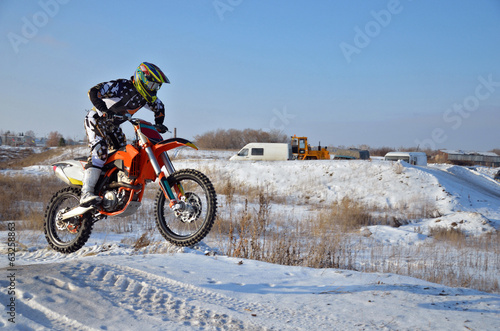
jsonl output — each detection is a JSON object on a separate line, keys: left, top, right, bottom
{"left": 112, "top": 113, "right": 132, "bottom": 122}
{"left": 114, "top": 114, "right": 170, "bottom": 133}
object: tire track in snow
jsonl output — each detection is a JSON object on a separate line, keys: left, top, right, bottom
{"left": 68, "top": 261, "right": 340, "bottom": 330}
{"left": 64, "top": 261, "right": 270, "bottom": 330}
{"left": 20, "top": 295, "right": 100, "bottom": 331}
{"left": 0, "top": 286, "right": 99, "bottom": 331}
{"left": 7, "top": 253, "right": 334, "bottom": 329}
{"left": 424, "top": 166, "right": 500, "bottom": 201}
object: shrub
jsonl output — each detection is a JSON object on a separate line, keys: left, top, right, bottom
{"left": 0, "top": 174, "right": 64, "bottom": 229}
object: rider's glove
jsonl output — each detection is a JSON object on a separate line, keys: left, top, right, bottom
{"left": 107, "top": 112, "right": 131, "bottom": 125}
{"left": 154, "top": 124, "right": 168, "bottom": 134}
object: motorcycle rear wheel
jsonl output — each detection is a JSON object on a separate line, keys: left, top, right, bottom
{"left": 44, "top": 187, "right": 93, "bottom": 254}
{"left": 155, "top": 169, "right": 217, "bottom": 247}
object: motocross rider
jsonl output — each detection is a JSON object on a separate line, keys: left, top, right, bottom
{"left": 81, "top": 62, "right": 169, "bottom": 206}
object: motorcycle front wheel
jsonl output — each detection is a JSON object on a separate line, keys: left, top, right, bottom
{"left": 44, "top": 187, "right": 93, "bottom": 254}
{"left": 155, "top": 169, "right": 217, "bottom": 247}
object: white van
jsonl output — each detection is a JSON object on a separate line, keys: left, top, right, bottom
{"left": 384, "top": 152, "right": 427, "bottom": 166}
{"left": 230, "top": 143, "right": 292, "bottom": 161}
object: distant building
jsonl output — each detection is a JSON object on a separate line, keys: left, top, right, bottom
{"left": 35, "top": 138, "right": 47, "bottom": 147}
{"left": 1, "top": 133, "right": 36, "bottom": 147}
{"left": 437, "top": 150, "right": 500, "bottom": 167}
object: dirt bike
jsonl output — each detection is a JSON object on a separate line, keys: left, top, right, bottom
{"left": 44, "top": 117, "right": 217, "bottom": 254}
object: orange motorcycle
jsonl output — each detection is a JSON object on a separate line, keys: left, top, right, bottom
{"left": 44, "top": 117, "right": 217, "bottom": 253}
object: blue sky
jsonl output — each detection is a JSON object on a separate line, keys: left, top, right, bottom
{"left": 1, "top": 0, "right": 499, "bottom": 150}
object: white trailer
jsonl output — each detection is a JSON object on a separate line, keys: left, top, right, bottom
{"left": 384, "top": 152, "right": 427, "bottom": 166}
{"left": 230, "top": 143, "right": 292, "bottom": 161}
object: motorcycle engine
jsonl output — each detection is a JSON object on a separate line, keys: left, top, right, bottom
{"left": 102, "top": 190, "right": 119, "bottom": 211}
{"left": 101, "top": 171, "right": 134, "bottom": 212}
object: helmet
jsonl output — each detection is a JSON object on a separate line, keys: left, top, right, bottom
{"left": 133, "top": 62, "right": 169, "bottom": 103}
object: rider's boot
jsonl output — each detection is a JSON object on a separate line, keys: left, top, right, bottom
{"left": 80, "top": 167, "right": 102, "bottom": 206}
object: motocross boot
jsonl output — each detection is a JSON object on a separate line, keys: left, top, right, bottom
{"left": 80, "top": 167, "right": 102, "bottom": 206}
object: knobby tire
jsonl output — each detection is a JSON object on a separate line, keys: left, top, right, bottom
{"left": 155, "top": 169, "right": 217, "bottom": 247}
{"left": 44, "top": 187, "right": 93, "bottom": 254}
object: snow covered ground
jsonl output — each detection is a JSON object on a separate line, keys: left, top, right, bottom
{"left": 1, "top": 146, "right": 500, "bottom": 330}
{"left": 2, "top": 249, "right": 499, "bottom": 330}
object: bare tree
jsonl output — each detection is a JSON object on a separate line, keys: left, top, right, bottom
{"left": 25, "top": 130, "right": 36, "bottom": 138}
{"left": 47, "top": 131, "right": 63, "bottom": 147}
{"left": 194, "top": 128, "right": 288, "bottom": 149}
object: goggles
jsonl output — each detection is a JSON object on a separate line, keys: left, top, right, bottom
{"left": 141, "top": 76, "right": 162, "bottom": 91}
{"left": 146, "top": 81, "right": 161, "bottom": 91}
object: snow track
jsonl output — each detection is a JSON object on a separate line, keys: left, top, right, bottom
{"left": 94, "top": 262, "right": 348, "bottom": 330}
{"left": 423, "top": 165, "right": 500, "bottom": 201}
{"left": 71, "top": 261, "right": 267, "bottom": 330}
{"left": 5, "top": 259, "right": 347, "bottom": 330}
{"left": 2, "top": 254, "right": 499, "bottom": 331}
{"left": 2, "top": 262, "right": 264, "bottom": 330}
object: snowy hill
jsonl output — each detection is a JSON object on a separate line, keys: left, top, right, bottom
{"left": 1, "top": 147, "right": 499, "bottom": 330}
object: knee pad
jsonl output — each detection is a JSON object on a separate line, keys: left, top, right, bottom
{"left": 87, "top": 140, "right": 108, "bottom": 169}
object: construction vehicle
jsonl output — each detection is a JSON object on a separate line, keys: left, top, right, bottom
{"left": 291, "top": 135, "right": 330, "bottom": 160}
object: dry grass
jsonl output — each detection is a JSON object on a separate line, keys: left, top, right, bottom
{"left": 0, "top": 148, "right": 34, "bottom": 164}
{"left": 208, "top": 177, "right": 500, "bottom": 293}
{"left": 428, "top": 226, "right": 467, "bottom": 245}
{"left": 132, "top": 231, "right": 153, "bottom": 250}
{"left": 0, "top": 174, "right": 65, "bottom": 229}
{"left": 210, "top": 193, "right": 366, "bottom": 270}
{"left": 0, "top": 147, "right": 78, "bottom": 169}
{"left": 396, "top": 195, "right": 441, "bottom": 220}
{"left": 319, "top": 197, "right": 374, "bottom": 232}
{"left": 361, "top": 232, "right": 500, "bottom": 293}
{"left": 217, "top": 179, "right": 236, "bottom": 205}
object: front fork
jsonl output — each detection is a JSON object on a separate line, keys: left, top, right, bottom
{"left": 144, "top": 147, "right": 183, "bottom": 207}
